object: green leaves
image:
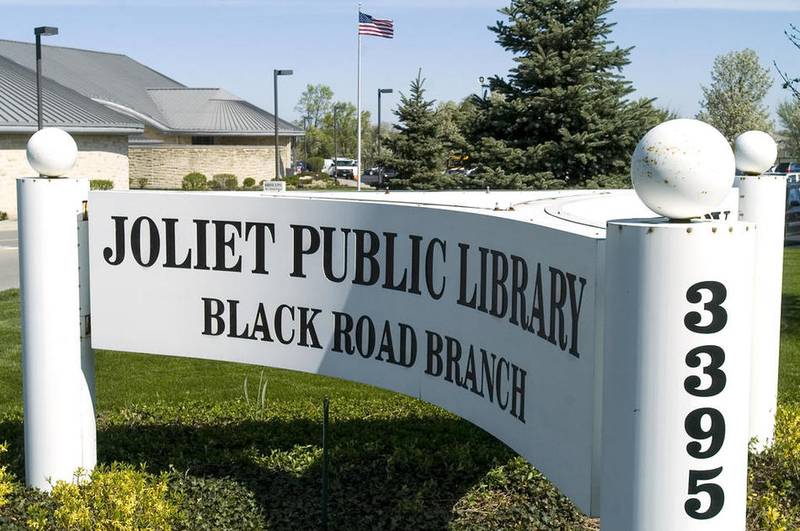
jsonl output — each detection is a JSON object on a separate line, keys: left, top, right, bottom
{"left": 697, "top": 49, "right": 774, "bottom": 142}
{"left": 471, "top": 0, "right": 662, "bottom": 188}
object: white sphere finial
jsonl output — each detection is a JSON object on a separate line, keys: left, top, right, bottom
{"left": 26, "top": 128, "right": 78, "bottom": 177}
{"left": 631, "top": 119, "right": 734, "bottom": 219}
{"left": 734, "top": 130, "right": 777, "bottom": 175}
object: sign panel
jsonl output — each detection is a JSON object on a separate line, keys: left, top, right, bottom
{"left": 89, "top": 191, "right": 600, "bottom": 511}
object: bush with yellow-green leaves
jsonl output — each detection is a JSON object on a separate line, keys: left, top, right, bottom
{"left": 25, "top": 464, "right": 181, "bottom": 530}
{"left": 747, "top": 403, "right": 800, "bottom": 531}
{"left": 0, "top": 443, "right": 13, "bottom": 507}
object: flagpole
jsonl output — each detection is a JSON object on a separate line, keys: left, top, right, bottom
{"left": 356, "top": 4, "right": 362, "bottom": 191}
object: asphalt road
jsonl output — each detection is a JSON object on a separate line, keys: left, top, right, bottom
{"left": 0, "top": 222, "right": 18, "bottom": 291}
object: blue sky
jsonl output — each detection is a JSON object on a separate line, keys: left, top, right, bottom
{"left": 0, "top": 0, "right": 798, "bottom": 125}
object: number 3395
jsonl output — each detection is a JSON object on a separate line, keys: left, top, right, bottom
{"left": 683, "top": 281, "right": 727, "bottom": 520}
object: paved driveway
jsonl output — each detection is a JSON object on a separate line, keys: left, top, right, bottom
{"left": 0, "top": 221, "right": 18, "bottom": 291}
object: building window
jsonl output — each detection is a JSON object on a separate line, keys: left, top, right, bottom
{"left": 192, "top": 136, "right": 215, "bottom": 145}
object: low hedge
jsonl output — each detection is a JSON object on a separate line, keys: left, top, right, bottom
{"left": 89, "top": 180, "right": 113, "bottom": 191}
{"left": 3, "top": 399, "right": 798, "bottom": 529}
{"left": 182, "top": 172, "right": 207, "bottom": 191}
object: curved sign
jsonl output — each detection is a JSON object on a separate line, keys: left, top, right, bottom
{"left": 89, "top": 191, "right": 604, "bottom": 511}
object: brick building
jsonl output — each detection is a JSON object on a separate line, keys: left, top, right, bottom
{"left": 0, "top": 39, "right": 303, "bottom": 218}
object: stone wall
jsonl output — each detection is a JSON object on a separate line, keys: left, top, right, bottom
{"left": 129, "top": 140, "right": 293, "bottom": 189}
{"left": 0, "top": 134, "right": 129, "bottom": 219}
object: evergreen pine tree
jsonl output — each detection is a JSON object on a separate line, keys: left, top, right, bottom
{"left": 387, "top": 70, "right": 450, "bottom": 190}
{"left": 471, "top": 0, "right": 662, "bottom": 188}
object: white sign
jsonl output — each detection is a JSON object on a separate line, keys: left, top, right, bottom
{"left": 89, "top": 191, "right": 600, "bottom": 511}
{"left": 263, "top": 180, "right": 286, "bottom": 192}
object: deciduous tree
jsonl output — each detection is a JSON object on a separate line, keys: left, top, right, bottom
{"left": 778, "top": 98, "right": 800, "bottom": 159}
{"left": 294, "top": 84, "right": 334, "bottom": 128}
{"left": 697, "top": 49, "right": 773, "bottom": 141}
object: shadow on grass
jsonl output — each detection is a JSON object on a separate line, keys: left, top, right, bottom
{"left": 782, "top": 293, "right": 800, "bottom": 337}
{"left": 0, "top": 413, "right": 515, "bottom": 530}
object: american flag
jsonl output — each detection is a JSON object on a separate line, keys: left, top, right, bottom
{"left": 358, "top": 12, "right": 394, "bottom": 39}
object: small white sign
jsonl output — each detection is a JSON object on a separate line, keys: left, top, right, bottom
{"left": 263, "top": 180, "right": 286, "bottom": 192}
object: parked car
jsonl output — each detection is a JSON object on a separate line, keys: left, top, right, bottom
{"left": 786, "top": 182, "right": 800, "bottom": 239}
{"left": 773, "top": 161, "right": 800, "bottom": 174}
{"left": 325, "top": 158, "right": 357, "bottom": 179}
{"left": 361, "top": 167, "right": 397, "bottom": 187}
{"left": 361, "top": 167, "right": 382, "bottom": 187}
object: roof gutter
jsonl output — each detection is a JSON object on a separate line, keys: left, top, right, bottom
{"left": 93, "top": 98, "right": 304, "bottom": 136}
{"left": 91, "top": 98, "right": 171, "bottom": 131}
{"left": 168, "top": 130, "right": 305, "bottom": 137}
{"left": 0, "top": 125, "right": 143, "bottom": 134}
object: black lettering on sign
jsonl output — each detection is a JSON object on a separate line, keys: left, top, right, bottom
{"left": 685, "top": 408, "right": 726, "bottom": 459}
{"left": 685, "top": 468, "right": 725, "bottom": 520}
{"left": 290, "top": 225, "right": 320, "bottom": 278}
{"left": 684, "top": 281, "right": 727, "bottom": 334}
{"left": 683, "top": 280, "right": 728, "bottom": 521}
{"left": 131, "top": 216, "right": 160, "bottom": 267}
{"left": 103, "top": 216, "right": 127, "bottom": 266}
{"left": 163, "top": 218, "right": 192, "bottom": 269}
{"left": 211, "top": 220, "right": 242, "bottom": 272}
{"left": 684, "top": 345, "right": 726, "bottom": 397}
{"left": 332, "top": 311, "right": 355, "bottom": 354}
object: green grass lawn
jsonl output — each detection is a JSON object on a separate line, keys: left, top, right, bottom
{"left": 1, "top": 248, "right": 799, "bottom": 529}
{"left": 780, "top": 247, "right": 800, "bottom": 403}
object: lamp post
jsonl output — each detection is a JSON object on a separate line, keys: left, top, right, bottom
{"left": 273, "top": 68, "right": 293, "bottom": 179}
{"left": 333, "top": 105, "right": 339, "bottom": 177}
{"left": 479, "top": 76, "right": 490, "bottom": 100}
{"left": 34, "top": 26, "right": 58, "bottom": 131}
{"left": 377, "top": 88, "right": 393, "bottom": 160}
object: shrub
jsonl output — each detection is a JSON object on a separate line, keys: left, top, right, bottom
{"left": 242, "top": 177, "right": 256, "bottom": 188}
{"left": 182, "top": 172, "right": 208, "bottom": 191}
{"left": 26, "top": 464, "right": 182, "bottom": 530}
{"left": 0, "top": 442, "right": 12, "bottom": 507}
{"left": 169, "top": 474, "right": 264, "bottom": 530}
{"left": 307, "top": 156, "right": 325, "bottom": 172}
{"left": 0, "top": 212, "right": 7, "bottom": 221}
{"left": 212, "top": 173, "right": 238, "bottom": 191}
{"left": 747, "top": 403, "right": 800, "bottom": 530}
{"left": 89, "top": 180, "right": 113, "bottom": 191}
{"left": 137, "top": 177, "right": 149, "bottom": 190}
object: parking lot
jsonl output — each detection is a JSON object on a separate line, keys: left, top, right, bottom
{"left": 0, "top": 221, "right": 18, "bottom": 290}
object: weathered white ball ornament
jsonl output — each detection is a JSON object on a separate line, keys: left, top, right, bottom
{"left": 631, "top": 119, "right": 734, "bottom": 219}
{"left": 734, "top": 130, "right": 777, "bottom": 175}
{"left": 26, "top": 128, "right": 78, "bottom": 177}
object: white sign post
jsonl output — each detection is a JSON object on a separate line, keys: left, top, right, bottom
{"left": 737, "top": 172, "right": 787, "bottom": 450}
{"left": 17, "top": 129, "right": 95, "bottom": 491}
{"left": 601, "top": 220, "right": 755, "bottom": 529}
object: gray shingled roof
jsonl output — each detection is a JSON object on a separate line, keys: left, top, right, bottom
{"left": 0, "top": 39, "right": 303, "bottom": 136}
{"left": 0, "top": 39, "right": 181, "bottom": 125}
{"left": 147, "top": 88, "right": 303, "bottom": 135}
{"left": 0, "top": 55, "right": 143, "bottom": 133}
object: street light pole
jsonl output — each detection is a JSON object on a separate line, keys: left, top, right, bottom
{"left": 333, "top": 105, "right": 338, "bottom": 178}
{"left": 377, "top": 88, "right": 393, "bottom": 160}
{"left": 273, "top": 69, "right": 293, "bottom": 180}
{"left": 34, "top": 26, "right": 58, "bottom": 131}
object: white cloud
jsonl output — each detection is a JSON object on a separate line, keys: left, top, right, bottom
{"left": 617, "top": 0, "right": 800, "bottom": 11}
